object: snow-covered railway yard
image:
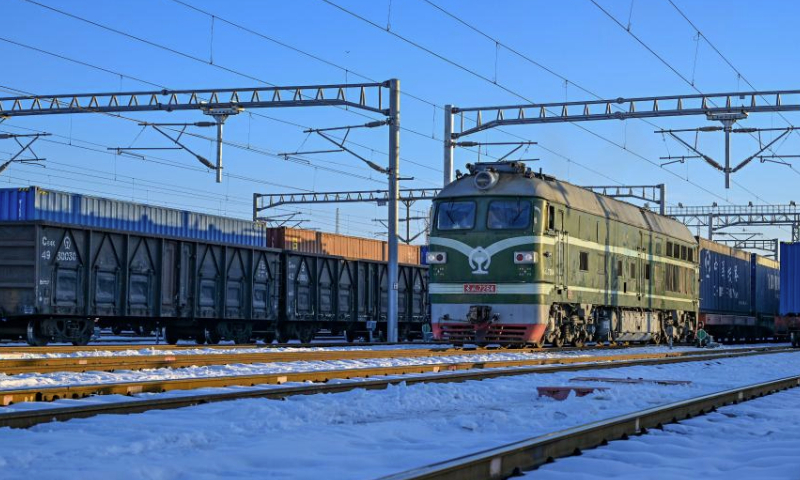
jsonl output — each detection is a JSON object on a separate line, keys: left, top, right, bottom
{"left": 0, "top": 344, "right": 774, "bottom": 390}
{"left": 1, "top": 350, "right": 799, "bottom": 479}
{"left": 530, "top": 379, "right": 800, "bottom": 480}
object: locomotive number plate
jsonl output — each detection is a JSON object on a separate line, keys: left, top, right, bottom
{"left": 463, "top": 283, "right": 497, "bottom": 293}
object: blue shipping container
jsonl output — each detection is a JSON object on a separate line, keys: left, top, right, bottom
{"left": 0, "top": 186, "right": 267, "bottom": 247}
{"left": 780, "top": 242, "right": 800, "bottom": 315}
{"left": 698, "top": 238, "right": 753, "bottom": 315}
{"left": 751, "top": 254, "right": 780, "bottom": 317}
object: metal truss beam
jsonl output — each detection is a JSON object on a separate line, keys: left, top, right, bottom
{"left": 0, "top": 82, "right": 391, "bottom": 118}
{"left": 449, "top": 90, "right": 800, "bottom": 138}
{"left": 253, "top": 188, "right": 440, "bottom": 220}
{"left": 666, "top": 204, "right": 800, "bottom": 242}
{"left": 583, "top": 184, "right": 666, "bottom": 215}
{"left": 714, "top": 238, "right": 779, "bottom": 258}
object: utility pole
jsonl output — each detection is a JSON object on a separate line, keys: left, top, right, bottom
{"left": 443, "top": 104, "right": 454, "bottom": 186}
{"left": 387, "top": 78, "right": 401, "bottom": 343}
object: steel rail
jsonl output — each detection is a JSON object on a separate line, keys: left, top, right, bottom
{"left": 378, "top": 375, "right": 800, "bottom": 480}
{"left": 0, "top": 340, "right": 447, "bottom": 354}
{"left": 0, "top": 347, "right": 790, "bottom": 427}
{"left": 0, "top": 345, "right": 776, "bottom": 376}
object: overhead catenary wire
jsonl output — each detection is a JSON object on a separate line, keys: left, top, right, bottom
{"left": 321, "top": 0, "right": 747, "bottom": 207}
{"left": 17, "top": 0, "right": 443, "bottom": 178}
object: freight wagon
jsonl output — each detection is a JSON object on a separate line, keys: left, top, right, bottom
{"left": 0, "top": 187, "right": 427, "bottom": 345}
{"left": 697, "top": 237, "right": 780, "bottom": 342}
{"left": 778, "top": 242, "right": 800, "bottom": 346}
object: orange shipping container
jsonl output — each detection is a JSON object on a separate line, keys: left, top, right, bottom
{"left": 266, "top": 227, "right": 421, "bottom": 264}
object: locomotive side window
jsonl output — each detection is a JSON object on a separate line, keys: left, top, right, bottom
{"left": 547, "top": 205, "right": 555, "bottom": 231}
{"left": 681, "top": 245, "right": 688, "bottom": 260}
{"left": 688, "top": 247, "right": 694, "bottom": 262}
{"left": 487, "top": 199, "right": 531, "bottom": 229}
{"left": 436, "top": 201, "right": 476, "bottom": 230}
{"left": 645, "top": 263, "right": 651, "bottom": 280}
{"left": 579, "top": 251, "right": 589, "bottom": 271}
{"left": 666, "top": 241, "right": 673, "bottom": 258}
{"left": 617, "top": 260, "right": 623, "bottom": 277}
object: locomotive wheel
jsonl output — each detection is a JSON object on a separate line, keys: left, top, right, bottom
{"left": 571, "top": 334, "right": 585, "bottom": 348}
{"left": 652, "top": 333, "right": 662, "bottom": 345}
{"left": 530, "top": 337, "right": 545, "bottom": 348}
{"left": 193, "top": 331, "right": 206, "bottom": 345}
{"left": 111, "top": 325, "right": 123, "bottom": 336}
{"left": 551, "top": 334, "right": 565, "bottom": 348}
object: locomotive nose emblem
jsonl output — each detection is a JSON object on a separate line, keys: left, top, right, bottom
{"left": 469, "top": 247, "right": 491, "bottom": 274}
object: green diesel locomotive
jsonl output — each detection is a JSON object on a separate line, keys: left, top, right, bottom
{"left": 427, "top": 161, "right": 698, "bottom": 346}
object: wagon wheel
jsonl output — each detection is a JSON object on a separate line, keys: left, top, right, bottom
{"left": 205, "top": 329, "right": 221, "bottom": 345}
{"left": 298, "top": 326, "right": 316, "bottom": 344}
{"left": 263, "top": 332, "right": 276, "bottom": 344}
{"left": 111, "top": 325, "right": 123, "bottom": 336}
{"left": 164, "top": 326, "right": 180, "bottom": 345}
{"left": 193, "top": 330, "right": 206, "bottom": 345}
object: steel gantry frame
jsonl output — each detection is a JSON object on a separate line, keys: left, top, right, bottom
{"left": 443, "top": 90, "right": 800, "bottom": 188}
{"left": 582, "top": 184, "right": 666, "bottom": 215}
{"left": 665, "top": 204, "right": 800, "bottom": 243}
{"left": 0, "top": 82, "right": 391, "bottom": 183}
{"left": 0, "top": 80, "right": 409, "bottom": 342}
{"left": 254, "top": 188, "right": 440, "bottom": 244}
{"left": 714, "top": 237, "right": 780, "bottom": 259}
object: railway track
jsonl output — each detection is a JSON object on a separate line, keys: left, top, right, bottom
{"left": 0, "top": 344, "right": 665, "bottom": 375}
{"left": 0, "top": 346, "right": 792, "bottom": 429}
{"left": 378, "top": 375, "right": 800, "bottom": 480}
{"left": 0, "top": 340, "right": 441, "bottom": 354}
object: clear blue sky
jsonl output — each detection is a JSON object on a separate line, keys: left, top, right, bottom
{"left": 1, "top": 0, "right": 798, "bottom": 244}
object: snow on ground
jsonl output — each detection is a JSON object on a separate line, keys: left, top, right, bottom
{"left": 531, "top": 381, "right": 800, "bottom": 480}
{"left": 0, "top": 341, "right": 779, "bottom": 360}
{"left": 0, "top": 345, "right": 770, "bottom": 391}
{"left": 0, "top": 351, "right": 798, "bottom": 480}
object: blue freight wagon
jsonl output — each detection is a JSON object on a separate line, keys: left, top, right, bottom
{"left": 0, "top": 186, "right": 268, "bottom": 247}
{"left": 698, "top": 237, "right": 779, "bottom": 341}
{"left": 778, "top": 242, "right": 800, "bottom": 346}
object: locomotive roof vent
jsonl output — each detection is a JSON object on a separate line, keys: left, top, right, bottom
{"left": 467, "top": 161, "right": 526, "bottom": 175}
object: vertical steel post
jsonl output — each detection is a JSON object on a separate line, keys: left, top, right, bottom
{"left": 723, "top": 120, "right": 732, "bottom": 189}
{"left": 215, "top": 118, "right": 224, "bottom": 183}
{"left": 708, "top": 214, "right": 714, "bottom": 241}
{"left": 443, "top": 104, "right": 454, "bottom": 186}
{"left": 658, "top": 183, "right": 666, "bottom": 216}
{"left": 387, "top": 79, "right": 401, "bottom": 343}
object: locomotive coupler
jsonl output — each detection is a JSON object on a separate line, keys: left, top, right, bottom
{"left": 467, "top": 305, "right": 494, "bottom": 324}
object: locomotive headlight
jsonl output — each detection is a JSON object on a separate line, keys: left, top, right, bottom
{"left": 513, "top": 251, "right": 537, "bottom": 264}
{"left": 426, "top": 251, "right": 447, "bottom": 264}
